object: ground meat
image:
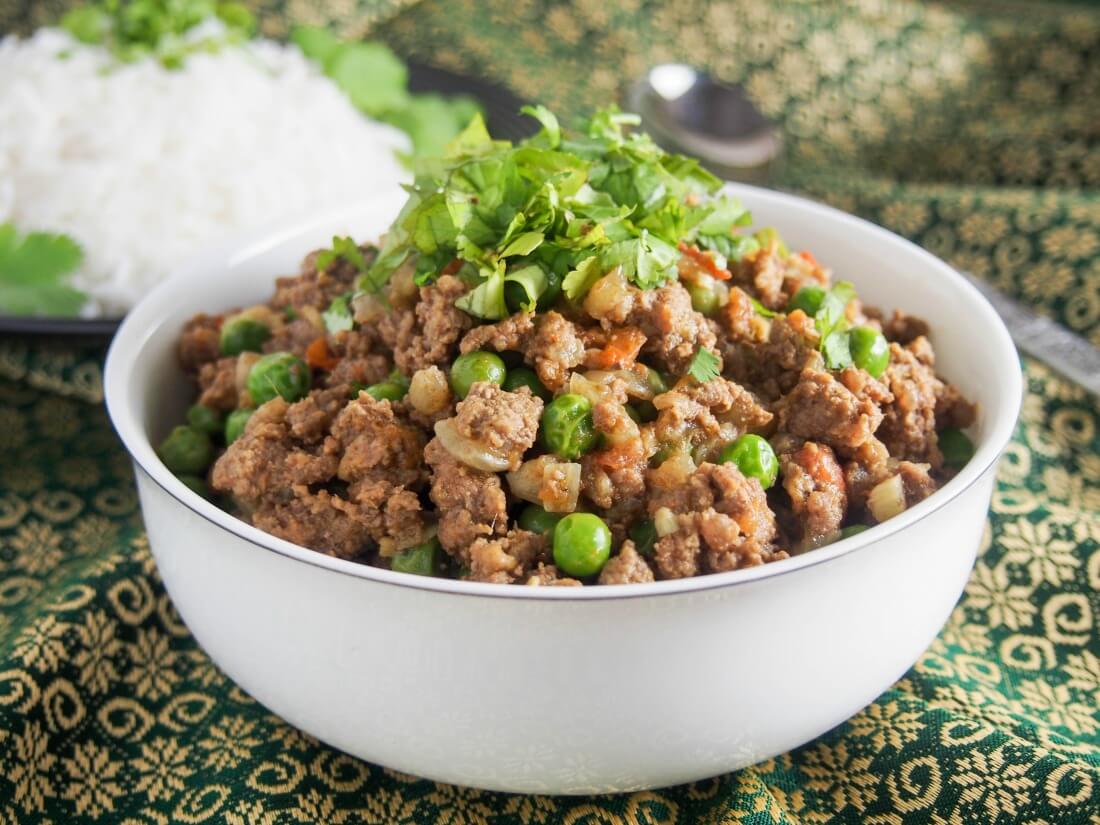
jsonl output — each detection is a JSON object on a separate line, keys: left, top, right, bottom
{"left": 652, "top": 377, "right": 773, "bottom": 452}
{"left": 452, "top": 383, "right": 543, "bottom": 471}
{"left": 878, "top": 338, "right": 944, "bottom": 465}
{"left": 528, "top": 312, "right": 587, "bottom": 390}
{"left": 581, "top": 402, "right": 649, "bottom": 510}
{"left": 196, "top": 356, "right": 238, "bottom": 411}
{"left": 898, "top": 461, "right": 937, "bottom": 505}
{"left": 649, "top": 461, "right": 779, "bottom": 578}
{"left": 632, "top": 283, "right": 718, "bottom": 374}
{"left": 719, "top": 286, "right": 769, "bottom": 345}
{"left": 424, "top": 437, "right": 508, "bottom": 558}
{"left": 879, "top": 309, "right": 931, "bottom": 344}
{"left": 935, "top": 383, "right": 978, "bottom": 430}
{"left": 327, "top": 395, "right": 429, "bottom": 550}
{"left": 270, "top": 248, "right": 368, "bottom": 311}
{"left": 737, "top": 248, "right": 785, "bottom": 309}
{"left": 179, "top": 313, "right": 222, "bottom": 372}
{"left": 726, "top": 310, "right": 821, "bottom": 400}
{"left": 263, "top": 317, "right": 324, "bottom": 358}
{"left": 523, "top": 563, "right": 582, "bottom": 587}
{"left": 210, "top": 398, "right": 339, "bottom": 510}
{"left": 323, "top": 330, "right": 391, "bottom": 390}
{"left": 287, "top": 386, "right": 351, "bottom": 442}
{"left": 597, "top": 540, "right": 655, "bottom": 585}
{"left": 251, "top": 487, "right": 372, "bottom": 560}
{"left": 467, "top": 530, "right": 547, "bottom": 584}
{"left": 332, "top": 395, "right": 427, "bottom": 492}
{"left": 459, "top": 312, "right": 535, "bottom": 355}
{"left": 386, "top": 275, "right": 473, "bottom": 374}
{"left": 778, "top": 368, "right": 885, "bottom": 457}
{"left": 842, "top": 439, "right": 893, "bottom": 512}
{"left": 781, "top": 442, "right": 847, "bottom": 547}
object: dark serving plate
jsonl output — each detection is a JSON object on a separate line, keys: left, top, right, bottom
{"left": 0, "top": 61, "right": 536, "bottom": 339}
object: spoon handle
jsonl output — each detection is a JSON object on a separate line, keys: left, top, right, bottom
{"left": 959, "top": 271, "right": 1100, "bottom": 395}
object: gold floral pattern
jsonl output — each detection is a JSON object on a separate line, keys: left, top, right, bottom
{"left": 1, "top": 0, "right": 1100, "bottom": 821}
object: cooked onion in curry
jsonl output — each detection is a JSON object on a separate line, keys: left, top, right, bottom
{"left": 164, "top": 108, "right": 977, "bottom": 585}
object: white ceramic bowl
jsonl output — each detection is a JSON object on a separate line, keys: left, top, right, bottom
{"left": 105, "top": 184, "right": 1022, "bottom": 794}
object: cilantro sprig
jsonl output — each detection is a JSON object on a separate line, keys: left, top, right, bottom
{"left": 362, "top": 105, "right": 757, "bottom": 321}
{"left": 291, "top": 27, "right": 481, "bottom": 162}
{"left": 812, "top": 281, "right": 857, "bottom": 370}
{"left": 0, "top": 223, "right": 87, "bottom": 316}
{"left": 687, "top": 348, "right": 721, "bottom": 383}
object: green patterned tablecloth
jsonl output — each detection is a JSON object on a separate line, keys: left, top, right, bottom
{"left": 0, "top": 1, "right": 1098, "bottom": 822}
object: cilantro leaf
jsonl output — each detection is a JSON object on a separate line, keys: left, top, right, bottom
{"left": 687, "top": 347, "right": 721, "bottom": 383}
{"left": 813, "top": 281, "right": 857, "bottom": 370}
{"left": 502, "top": 263, "right": 548, "bottom": 313}
{"left": 0, "top": 223, "right": 87, "bottom": 316}
{"left": 750, "top": 298, "right": 776, "bottom": 318}
{"left": 322, "top": 294, "right": 354, "bottom": 333}
{"left": 562, "top": 256, "right": 603, "bottom": 302}
{"left": 316, "top": 236, "right": 368, "bottom": 274}
{"left": 455, "top": 262, "right": 507, "bottom": 320}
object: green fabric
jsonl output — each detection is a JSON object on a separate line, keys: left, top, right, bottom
{"left": 1, "top": 0, "right": 1099, "bottom": 822}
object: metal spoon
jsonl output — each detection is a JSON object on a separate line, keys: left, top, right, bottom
{"left": 627, "top": 64, "right": 782, "bottom": 184}
{"left": 630, "top": 63, "right": 1100, "bottom": 394}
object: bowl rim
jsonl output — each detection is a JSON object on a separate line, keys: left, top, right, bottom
{"left": 105, "top": 182, "right": 1023, "bottom": 601}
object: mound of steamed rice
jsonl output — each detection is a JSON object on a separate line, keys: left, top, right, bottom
{"left": 0, "top": 26, "right": 411, "bottom": 315}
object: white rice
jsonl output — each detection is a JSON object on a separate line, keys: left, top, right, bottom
{"left": 0, "top": 25, "right": 411, "bottom": 315}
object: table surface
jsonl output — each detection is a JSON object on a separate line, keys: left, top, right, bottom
{"left": 0, "top": 1, "right": 1097, "bottom": 823}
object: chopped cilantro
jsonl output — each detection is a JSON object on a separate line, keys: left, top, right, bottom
{"left": 812, "top": 281, "right": 858, "bottom": 370}
{"left": 364, "top": 105, "right": 758, "bottom": 320}
{"left": 687, "top": 347, "right": 721, "bottom": 383}
{"left": 751, "top": 298, "right": 776, "bottom": 318}
{"left": 315, "top": 236, "right": 368, "bottom": 274}
{"left": 322, "top": 294, "right": 354, "bottom": 333}
{"left": 60, "top": 0, "right": 255, "bottom": 68}
{"left": 0, "top": 223, "right": 87, "bottom": 317}
{"left": 291, "top": 27, "right": 482, "bottom": 162}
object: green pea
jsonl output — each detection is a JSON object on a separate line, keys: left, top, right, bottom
{"left": 390, "top": 537, "right": 443, "bottom": 577}
{"left": 449, "top": 351, "right": 507, "bottom": 399}
{"left": 839, "top": 524, "right": 870, "bottom": 539}
{"left": 224, "top": 408, "right": 254, "bottom": 445}
{"left": 624, "top": 404, "right": 642, "bottom": 424}
{"left": 553, "top": 513, "right": 612, "bottom": 577}
{"left": 719, "top": 433, "right": 779, "bottom": 489}
{"left": 518, "top": 504, "right": 563, "bottom": 535}
{"left": 644, "top": 365, "right": 669, "bottom": 396}
{"left": 540, "top": 393, "right": 598, "bottom": 460}
{"left": 939, "top": 428, "right": 975, "bottom": 468}
{"left": 177, "top": 474, "right": 209, "bottom": 498}
{"left": 687, "top": 281, "right": 721, "bottom": 317}
{"left": 502, "top": 367, "right": 550, "bottom": 401}
{"left": 849, "top": 326, "right": 890, "bottom": 379}
{"left": 632, "top": 400, "right": 658, "bottom": 423}
{"left": 629, "top": 520, "right": 658, "bottom": 557}
{"left": 788, "top": 285, "right": 826, "bottom": 316}
{"left": 219, "top": 315, "right": 270, "bottom": 356}
{"left": 364, "top": 381, "right": 407, "bottom": 402}
{"left": 186, "top": 404, "right": 223, "bottom": 436}
{"left": 247, "top": 352, "right": 311, "bottom": 406}
{"left": 157, "top": 426, "right": 213, "bottom": 474}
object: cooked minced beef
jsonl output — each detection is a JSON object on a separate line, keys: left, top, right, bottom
{"left": 170, "top": 235, "right": 976, "bottom": 585}
{"left": 167, "top": 110, "right": 976, "bottom": 586}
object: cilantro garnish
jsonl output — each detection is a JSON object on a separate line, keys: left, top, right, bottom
{"left": 687, "top": 348, "right": 721, "bottom": 383}
{"left": 316, "top": 236, "right": 368, "bottom": 275}
{"left": 61, "top": 0, "right": 255, "bottom": 68}
{"left": 362, "top": 105, "right": 758, "bottom": 321}
{"left": 0, "top": 223, "right": 87, "bottom": 317}
{"left": 322, "top": 294, "right": 354, "bottom": 333}
{"left": 291, "top": 27, "right": 481, "bottom": 162}
{"left": 812, "top": 281, "right": 857, "bottom": 370}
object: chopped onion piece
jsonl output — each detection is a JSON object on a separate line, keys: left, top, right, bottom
{"left": 541, "top": 462, "right": 581, "bottom": 513}
{"left": 506, "top": 456, "right": 556, "bottom": 503}
{"left": 408, "top": 368, "right": 451, "bottom": 415}
{"left": 434, "top": 419, "right": 511, "bottom": 473}
{"left": 868, "top": 474, "right": 907, "bottom": 523}
{"left": 654, "top": 507, "right": 678, "bottom": 537}
{"left": 584, "top": 368, "right": 651, "bottom": 399}
{"left": 235, "top": 352, "right": 260, "bottom": 395}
